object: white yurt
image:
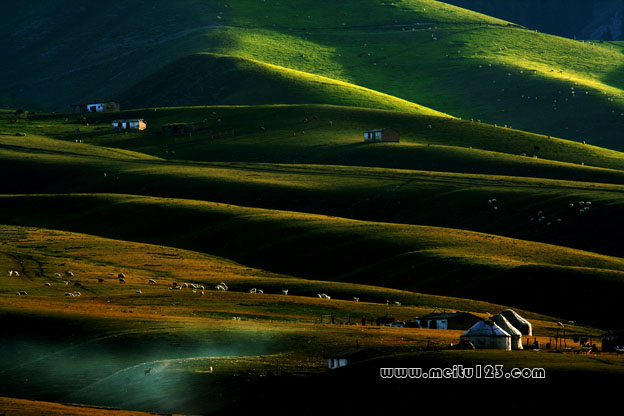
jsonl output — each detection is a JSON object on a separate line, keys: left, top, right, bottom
{"left": 461, "top": 320, "right": 511, "bottom": 351}
{"left": 492, "top": 314, "right": 523, "bottom": 350}
{"left": 501, "top": 309, "right": 532, "bottom": 336}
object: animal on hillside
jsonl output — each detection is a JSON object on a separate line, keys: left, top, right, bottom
{"left": 118, "top": 273, "right": 126, "bottom": 279}
{"left": 317, "top": 293, "right": 331, "bottom": 299}
{"left": 216, "top": 284, "right": 227, "bottom": 291}
{"left": 136, "top": 289, "right": 142, "bottom": 294}
{"left": 145, "top": 367, "right": 152, "bottom": 376}
{"left": 65, "top": 271, "right": 74, "bottom": 277}
{"left": 148, "top": 279, "right": 156, "bottom": 284}
{"left": 55, "top": 273, "right": 62, "bottom": 277}
{"left": 250, "top": 288, "right": 257, "bottom": 294}
{"left": 45, "top": 282, "right": 51, "bottom": 287}
{"left": 98, "top": 278, "right": 105, "bottom": 283}
{"left": 282, "top": 289, "right": 289, "bottom": 295}
{"left": 119, "top": 278, "right": 126, "bottom": 284}
{"left": 353, "top": 297, "right": 359, "bottom": 302}
{"left": 219, "top": 282, "right": 228, "bottom": 290}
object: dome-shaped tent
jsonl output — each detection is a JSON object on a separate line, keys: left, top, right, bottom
{"left": 461, "top": 320, "right": 511, "bottom": 350}
{"left": 501, "top": 309, "right": 532, "bottom": 336}
{"left": 492, "top": 314, "right": 523, "bottom": 350}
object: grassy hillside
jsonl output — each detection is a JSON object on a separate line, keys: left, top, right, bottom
{"left": 7, "top": 106, "right": 624, "bottom": 173}
{"left": 2, "top": 193, "right": 624, "bottom": 327}
{"left": 116, "top": 53, "right": 445, "bottom": 115}
{"left": 2, "top": 1, "right": 623, "bottom": 147}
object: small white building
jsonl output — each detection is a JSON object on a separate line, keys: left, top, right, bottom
{"left": 491, "top": 314, "right": 523, "bottom": 350}
{"left": 326, "top": 348, "right": 378, "bottom": 370}
{"left": 501, "top": 309, "right": 532, "bottom": 336}
{"left": 461, "top": 320, "right": 511, "bottom": 351}
{"left": 112, "top": 119, "right": 146, "bottom": 131}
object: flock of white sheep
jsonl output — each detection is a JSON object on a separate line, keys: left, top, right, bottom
{"left": 6, "top": 268, "right": 408, "bottom": 309}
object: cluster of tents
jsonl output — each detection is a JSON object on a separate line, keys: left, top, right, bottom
{"left": 458, "top": 310, "right": 532, "bottom": 351}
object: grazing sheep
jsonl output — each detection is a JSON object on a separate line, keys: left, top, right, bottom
{"left": 257, "top": 289, "right": 264, "bottom": 294}
{"left": 98, "top": 278, "right": 104, "bottom": 283}
{"left": 219, "top": 282, "right": 228, "bottom": 291}
{"left": 73, "top": 291, "right": 81, "bottom": 296}
{"left": 250, "top": 288, "right": 257, "bottom": 294}
{"left": 216, "top": 284, "right": 227, "bottom": 291}
{"left": 172, "top": 282, "right": 179, "bottom": 287}
{"left": 281, "top": 289, "right": 289, "bottom": 295}
{"left": 65, "top": 271, "right": 74, "bottom": 277}
{"left": 148, "top": 279, "right": 156, "bottom": 284}
{"left": 14, "top": 271, "right": 19, "bottom": 277}
{"left": 118, "top": 273, "right": 126, "bottom": 279}
{"left": 394, "top": 301, "right": 401, "bottom": 306}
{"left": 64, "top": 280, "right": 70, "bottom": 285}
{"left": 145, "top": 368, "right": 152, "bottom": 376}
{"left": 201, "top": 291, "right": 205, "bottom": 295}
{"left": 136, "top": 289, "right": 142, "bottom": 294}
{"left": 353, "top": 297, "right": 359, "bottom": 302}
{"left": 64, "top": 292, "right": 75, "bottom": 297}
{"left": 55, "top": 273, "right": 62, "bottom": 277}
{"left": 45, "top": 282, "right": 51, "bottom": 287}
{"left": 318, "top": 293, "right": 331, "bottom": 299}
{"left": 569, "top": 203, "right": 574, "bottom": 208}
{"left": 8, "top": 270, "right": 13, "bottom": 277}
{"left": 183, "top": 283, "right": 189, "bottom": 288}
{"left": 18, "top": 291, "right": 27, "bottom": 296}
{"left": 119, "top": 278, "right": 126, "bottom": 284}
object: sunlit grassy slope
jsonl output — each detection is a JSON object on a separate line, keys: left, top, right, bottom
{"left": 4, "top": 106, "right": 624, "bottom": 261}
{"left": 2, "top": 193, "right": 624, "bottom": 327}
{"left": 117, "top": 54, "right": 445, "bottom": 116}
{"left": 1, "top": 0, "right": 623, "bottom": 146}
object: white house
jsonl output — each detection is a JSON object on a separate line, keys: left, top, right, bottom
{"left": 461, "top": 320, "right": 511, "bottom": 350}
{"left": 112, "top": 119, "right": 147, "bottom": 131}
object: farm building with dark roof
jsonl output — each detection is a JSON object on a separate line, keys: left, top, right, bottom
{"left": 363, "top": 128, "right": 400, "bottom": 142}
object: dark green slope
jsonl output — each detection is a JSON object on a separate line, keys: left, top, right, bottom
{"left": 1, "top": 193, "right": 624, "bottom": 328}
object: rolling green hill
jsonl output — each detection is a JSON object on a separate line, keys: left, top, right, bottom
{"left": 115, "top": 53, "right": 444, "bottom": 115}
{"left": 2, "top": 0, "right": 624, "bottom": 147}
{"left": 2, "top": 192, "right": 624, "bottom": 328}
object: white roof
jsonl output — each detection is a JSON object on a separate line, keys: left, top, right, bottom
{"left": 462, "top": 320, "right": 510, "bottom": 338}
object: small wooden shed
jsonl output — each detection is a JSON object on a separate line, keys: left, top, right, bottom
{"left": 161, "top": 123, "right": 197, "bottom": 135}
{"left": 363, "top": 128, "right": 400, "bottom": 142}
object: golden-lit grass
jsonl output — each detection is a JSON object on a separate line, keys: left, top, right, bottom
{"left": 0, "top": 397, "right": 192, "bottom": 416}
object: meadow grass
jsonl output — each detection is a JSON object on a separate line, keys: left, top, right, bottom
{"left": 1, "top": 194, "right": 624, "bottom": 328}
